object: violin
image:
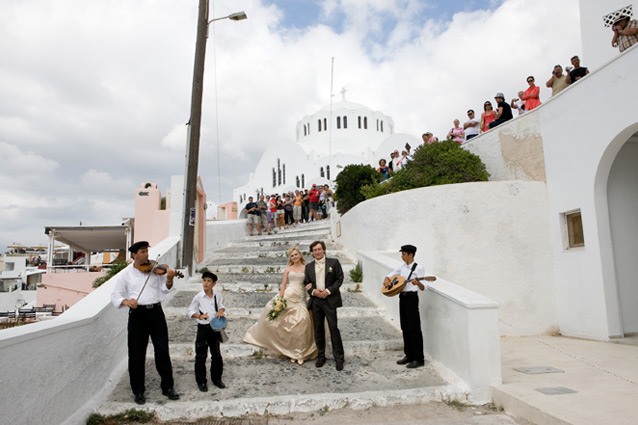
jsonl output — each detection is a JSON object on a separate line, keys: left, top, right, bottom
{"left": 139, "top": 260, "right": 184, "bottom": 278}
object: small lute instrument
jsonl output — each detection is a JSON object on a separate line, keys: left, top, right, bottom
{"left": 382, "top": 275, "right": 436, "bottom": 297}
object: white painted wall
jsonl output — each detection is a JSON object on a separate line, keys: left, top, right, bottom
{"left": 332, "top": 181, "right": 557, "bottom": 336}
{"left": 465, "top": 46, "right": 638, "bottom": 340}
{"left": 538, "top": 47, "right": 638, "bottom": 339}
{"left": 606, "top": 140, "right": 638, "bottom": 334}
{"left": 204, "top": 219, "right": 249, "bottom": 254}
{"left": 0, "top": 238, "right": 181, "bottom": 425}
{"left": 357, "top": 250, "right": 500, "bottom": 403}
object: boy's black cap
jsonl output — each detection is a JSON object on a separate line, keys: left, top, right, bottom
{"left": 399, "top": 244, "right": 417, "bottom": 254}
{"left": 128, "top": 241, "right": 150, "bottom": 254}
{"left": 202, "top": 271, "right": 217, "bottom": 282}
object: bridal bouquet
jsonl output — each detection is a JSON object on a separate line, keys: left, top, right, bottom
{"left": 267, "top": 296, "right": 287, "bottom": 321}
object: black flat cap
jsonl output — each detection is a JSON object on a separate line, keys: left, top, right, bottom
{"left": 202, "top": 271, "right": 218, "bottom": 282}
{"left": 399, "top": 244, "right": 417, "bottom": 254}
{"left": 128, "top": 241, "right": 150, "bottom": 253}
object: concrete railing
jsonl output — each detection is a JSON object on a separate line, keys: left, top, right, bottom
{"left": 0, "top": 236, "right": 181, "bottom": 425}
{"left": 358, "top": 250, "right": 501, "bottom": 403}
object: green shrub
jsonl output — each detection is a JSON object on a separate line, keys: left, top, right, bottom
{"left": 363, "top": 140, "right": 489, "bottom": 200}
{"left": 349, "top": 261, "right": 363, "bottom": 283}
{"left": 92, "top": 261, "right": 128, "bottom": 288}
{"left": 334, "top": 164, "right": 380, "bottom": 214}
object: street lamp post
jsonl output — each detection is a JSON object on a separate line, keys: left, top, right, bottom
{"left": 182, "top": 0, "right": 247, "bottom": 274}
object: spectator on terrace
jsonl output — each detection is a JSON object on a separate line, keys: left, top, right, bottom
{"left": 377, "top": 159, "right": 390, "bottom": 180}
{"left": 308, "top": 184, "right": 321, "bottom": 222}
{"left": 488, "top": 93, "right": 513, "bottom": 129}
{"left": 511, "top": 91, "right": 526, "bottom": 116}
{"left": 521, "top": 76, "right": 541, "bottom": 111}
{"left": 546, "top": 65, "right": 568, "bottom": 97}
{"left": 284, "top": 194, "right": 294, "bottom": 227}
{"left": 566, "top": 55, "right": 589, "bottom": 84}
{"left": 611, "top": 15, "right": 638, "bottom": 52}
{"left": 463, "top": 110, "right": 480, "bottom": 141}
{"left": 480, "top": 101, "right": 496, "bottom": 133}
{"left": 447, "top": 119, "right": 465, "bottom": 144}
{"left": 423, "top": 132, "right": 438, "bottom": 144}
{"left": 302, "top": 189, "right": 310, "bottom": 223}
{"left": 392, "top": 149, "right": 404, "bottom": 171}
{"left": 293, "top": 191, "right": 303, "bottom": 226}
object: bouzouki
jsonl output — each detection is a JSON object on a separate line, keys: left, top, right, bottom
{"left": 381, "top": 275, "right": 436, "bottom": 297}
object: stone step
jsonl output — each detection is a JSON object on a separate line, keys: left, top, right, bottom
{"left": 202, "top": 252, "right": 357, "bottom": 266}
{"left": 97, "top": 354, "right": 452, "bottom": 422}
{"left": 179, "top": 280, "right": 364, "bottom": 293}
{"left": 200, "top": 262, "right": 357, "bottom": 274}
{"left": 166, "top": 290, "right": 377, "bottom": 309}
{"left": 165, "top": 306, "right": 385, "bottom": 322}
{"left": 206, "top": 248, "right": 349, "bottom": 259}
{"left": 164, "top": 316, "right": 402, "bottom": 346}
{"left": 166, "top": 338, "right": 404, "bottom": 359}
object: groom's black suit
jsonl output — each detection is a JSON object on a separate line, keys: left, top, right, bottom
{"left": 305, "top": 256, "right": 345, "bottom": 364}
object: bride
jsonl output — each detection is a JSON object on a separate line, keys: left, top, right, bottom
{"left": 243, "top": 246, "right": 317, "bottom": 364}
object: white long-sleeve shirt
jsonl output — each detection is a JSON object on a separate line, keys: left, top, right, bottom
{"left": 111, "top": 264, "right": 174, "bottom": 307}
{"left": 187, "top": 290, "right": 225, "bottom": 325}
{"left": 386, "top": 261, "right": 427, "bottom": 293}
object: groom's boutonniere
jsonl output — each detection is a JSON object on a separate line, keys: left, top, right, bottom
{"left": 328, "top": 266, "right": 333, "bottom": 273}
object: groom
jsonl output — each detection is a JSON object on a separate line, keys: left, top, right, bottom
{"left": 304, "top": 240, "right": 345, "bottom": 371}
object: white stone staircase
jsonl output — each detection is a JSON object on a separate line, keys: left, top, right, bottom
{"left": 95, "top": 220, "right": 464, "bottom": 421}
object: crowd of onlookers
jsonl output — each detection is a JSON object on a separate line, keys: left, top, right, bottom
{"left": 420, "top": 13, "right": 638, "bottom": 152}
{"left": 244, "top": 184, "right": 334, "bottom": 236}
{"left": 373, "top": 9, "right": 638, "bottom": 182}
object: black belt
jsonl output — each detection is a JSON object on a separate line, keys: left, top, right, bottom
{"left": 138, "top": 302, "right": 161, "bottom": 309}
{"left": 400, "top": 292, "right": 418, "bottom": 297}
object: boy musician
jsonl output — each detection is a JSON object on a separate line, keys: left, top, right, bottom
{"left": 187, "top": 271, "right": 226, "bottom": 392}
{"left": 383, "top": 244, "right": 436, "bottom": 369}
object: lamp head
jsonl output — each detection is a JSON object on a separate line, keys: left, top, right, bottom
{"left": 229, "top": 11, "right": 247, "bottom": 21}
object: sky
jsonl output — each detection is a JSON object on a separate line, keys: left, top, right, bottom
{"left": 0, "top": 0, "right": 582, "bottom": 252}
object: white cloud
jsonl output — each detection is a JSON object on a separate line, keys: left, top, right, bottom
{"left": 0, "top": 0, "right": 582, "bottom": 250}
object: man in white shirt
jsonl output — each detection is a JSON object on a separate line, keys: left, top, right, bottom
{"left": 111, "top": 241, "right": 180, "bottom": 405}
{"left": 383, "top": 244, "right": 436, "bottom": 369}
{"left": 463, "top": 110, "right": 480, "bottom": 141}
{"left": 188, "top": 271, "right": 226, "bottom": 392}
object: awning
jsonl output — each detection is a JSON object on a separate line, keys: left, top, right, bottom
{"left": 44, "top": 225, "right": 130, "bottom": 253}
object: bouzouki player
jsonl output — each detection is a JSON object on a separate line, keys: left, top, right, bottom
{"left": 383, "top": 244, "right": 436, "bottom": 369}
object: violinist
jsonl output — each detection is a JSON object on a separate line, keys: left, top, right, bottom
{"left": 111, "top": 241, "right": 181, "bottom": 405}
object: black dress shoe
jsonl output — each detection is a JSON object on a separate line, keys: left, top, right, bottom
{"left": 396, "top": 356, "right": 410, "bottom": 365}
{"left": 336, "top": 361, "right": 344, "bottom": 371}
{"left": 315, "top": 357, "right": 326, "bottom": 368}
{"left": 406, "top": 360, "right": 425, "bottom": 369}
{"left": 134, "top": 392, "right": 146, "bottom": 405}
{"left": 162, "top": 388, "right": 180, "bottom": 400}
{"left": 197, "top": 382, "right": 208, "bottom": 392}
{"left": 213, "top": 380, "right": 226, "bottom": 389}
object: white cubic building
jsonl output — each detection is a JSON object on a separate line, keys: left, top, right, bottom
{"left": 233, "top": 91, "right": 418, "bottom": 211}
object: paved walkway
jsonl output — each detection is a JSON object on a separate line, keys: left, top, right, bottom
{"left": 493, "top": 335, "right": 638, "bottom": 425}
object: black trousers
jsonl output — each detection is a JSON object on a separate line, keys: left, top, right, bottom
{"left": 127, "top": 305, "right": 174, "bottom": 394}
{"left": 194, "top": 324, "right": 223, "bottom": 384}
{"left": 311, "top": 299, "right": 344, "bottom": 362}
{"left": 284, "top": 209, "right": 294, "bottom": 225}
{"left": 399, "top": 292, "right": 424, "bottom": 363}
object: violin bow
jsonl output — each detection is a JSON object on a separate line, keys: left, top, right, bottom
{"left": 136, "top": 254, "right": 161, "bottom": 302}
